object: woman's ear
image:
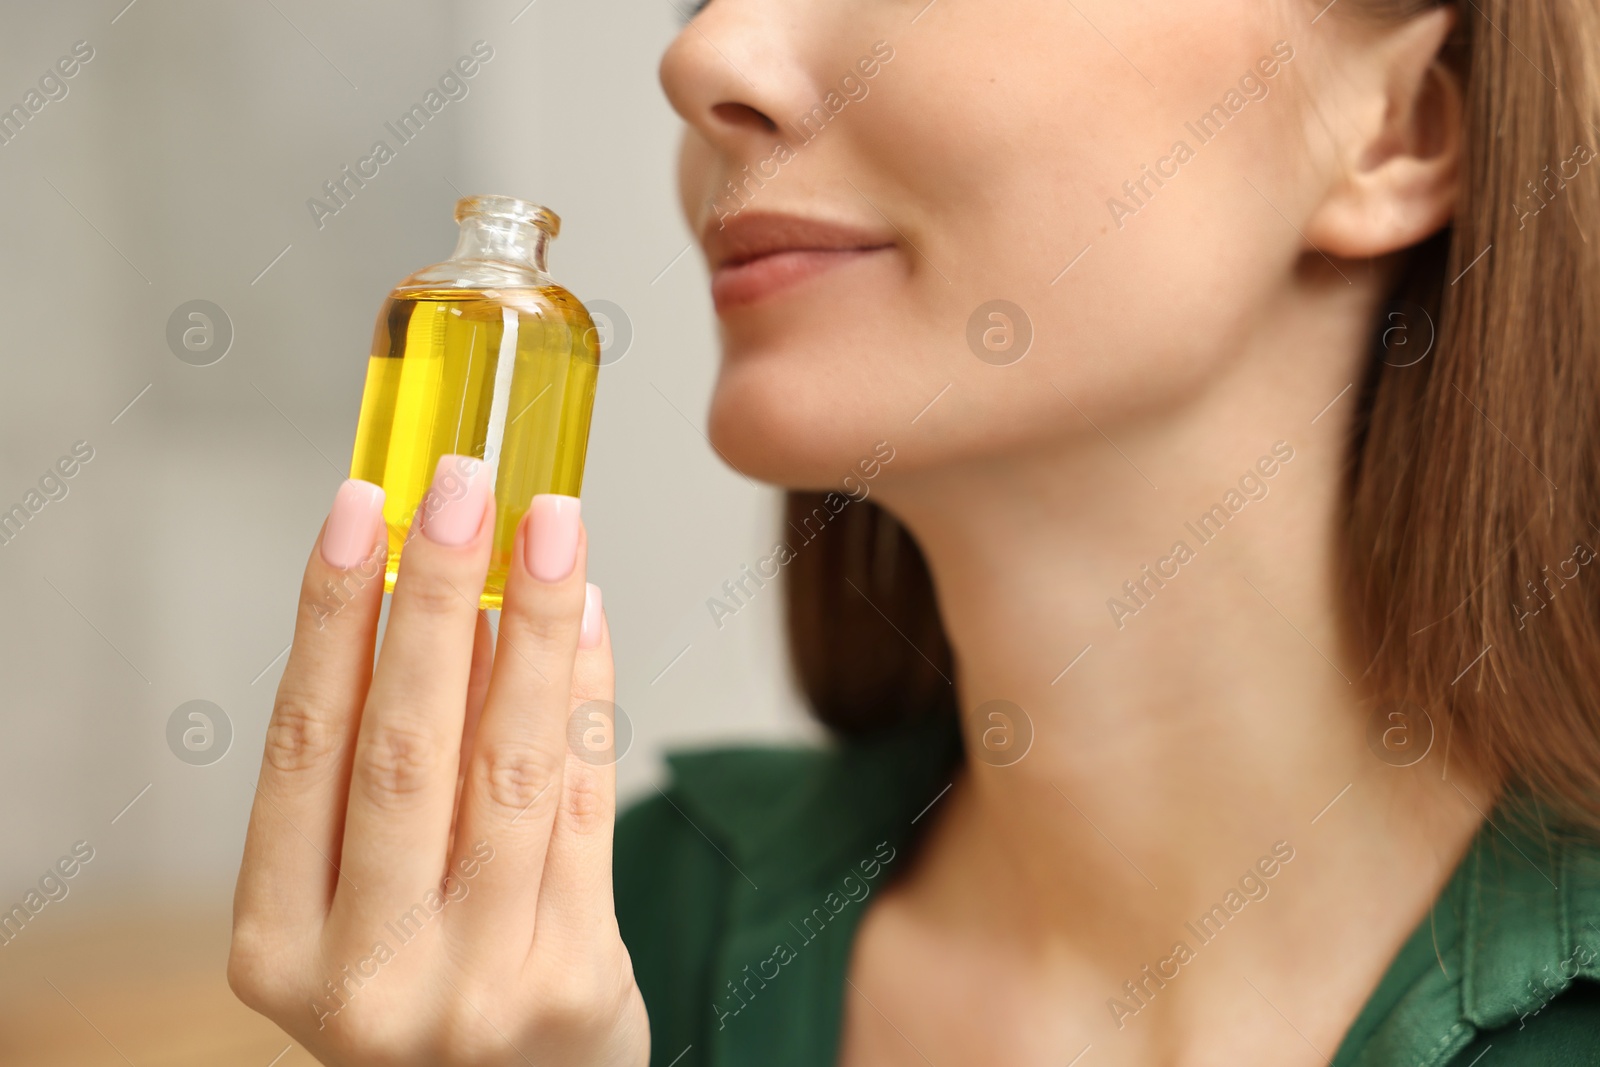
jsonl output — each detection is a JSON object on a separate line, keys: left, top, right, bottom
{"left": 1304, "top": 6, "right": 1463, "bottom": 258}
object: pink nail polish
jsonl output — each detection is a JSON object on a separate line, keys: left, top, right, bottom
{"left": 525, "top": 494, "right": 581, "bottom": 582}
{"left": 579, "top": 583, "right": 603, "bottom": 649}
{"left": 421, "top": 455, "right": 490, "bottom": 546}
{"left": 322, "top": 479, "right": 385, "bottom": 569}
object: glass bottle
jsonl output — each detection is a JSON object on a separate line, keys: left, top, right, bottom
{"left": 349, "top": 194, "right": 600, "bottom": 609}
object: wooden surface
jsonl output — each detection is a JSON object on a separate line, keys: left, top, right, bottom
{"left": 0, "top": 906, "right": 316, "bottom": 1067}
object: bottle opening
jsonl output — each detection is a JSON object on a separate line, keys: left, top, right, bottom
{"left": 455, "top": 194, "right": 560, "bottom": 238}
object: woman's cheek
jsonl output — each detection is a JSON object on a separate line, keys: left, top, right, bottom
{"left": 677, "top": 128, "right": 719, "bottom": 234}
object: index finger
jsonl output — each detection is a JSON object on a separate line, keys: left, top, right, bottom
{"left": 236, "top": 479, "right": 387, "bottom": 933}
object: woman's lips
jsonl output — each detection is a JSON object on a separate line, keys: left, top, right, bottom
{"left": 703, "top": 210, "right": 899, "bottom": 312}
{"left": 711, "top": 245, "right": 893, "bottom": 311}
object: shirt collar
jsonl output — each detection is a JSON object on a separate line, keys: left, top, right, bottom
{"left": 662, "top": 711, "right": 963, "bottom": 895}
{"left": 665, "top": 721, "right": 1600, "bottom": 1066}
{"left": 662, "top": 713, "right": 963, "bottom": 1067}
{"left": 1343, "top": 798, "right": 1600, "bottom": 1066}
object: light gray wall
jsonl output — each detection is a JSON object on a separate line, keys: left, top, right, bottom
{"left": 0, "top": 0, "right": 813, "bottom": 909}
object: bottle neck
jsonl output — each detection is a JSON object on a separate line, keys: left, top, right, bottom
{"left": 450, "top": 214, "right": 551, "bottom": 273}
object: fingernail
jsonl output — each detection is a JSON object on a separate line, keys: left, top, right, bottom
{"left": 579, "top": 583, "right": 603, "bottom": 649}
{"left": 421, "top": 455, "right": 490, "bottom": 546}
{"left": 525, "top": 494, "right": 581, "bottom": 582}
{"left": 322, "top": 479, "right": 385, "bottom": 569}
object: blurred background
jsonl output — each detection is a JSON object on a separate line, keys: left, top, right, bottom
{"left": 0, "top": 1, "right": 814, "bottom": 1062}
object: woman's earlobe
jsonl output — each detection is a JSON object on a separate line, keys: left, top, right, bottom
{"left": 1304, "top": 9, "right": 1464, "bottom": 259}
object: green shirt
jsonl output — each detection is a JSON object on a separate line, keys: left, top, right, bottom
{"left": 614, "top": 712, "right": 1600, "bottom": 1066}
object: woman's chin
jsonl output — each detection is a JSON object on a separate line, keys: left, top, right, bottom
{"left": 705, "top": 379, "right": 875, "bottom": 492}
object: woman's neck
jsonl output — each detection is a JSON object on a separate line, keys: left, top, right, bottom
{"left": 870, "top": 279, "right": 1494, "bottom": 969}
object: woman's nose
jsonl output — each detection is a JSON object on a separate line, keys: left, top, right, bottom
{"left": 659, "top": 3, "right": 807, "bottom": 153}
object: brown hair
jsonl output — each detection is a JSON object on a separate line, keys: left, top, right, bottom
{"left": 783, "top": 0, "right": 1600, "bottom": 832}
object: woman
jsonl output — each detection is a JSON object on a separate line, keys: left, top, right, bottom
{"left": 227, "top": 0, "right": 1600, "bottom": 1063}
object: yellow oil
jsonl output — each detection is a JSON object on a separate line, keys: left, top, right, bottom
{"left": 350, "top": 286, "right": 599, "bottom": 609}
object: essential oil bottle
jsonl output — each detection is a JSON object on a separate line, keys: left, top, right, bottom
{"left": 349, "top": 195, "right": 600, "bottom": 609}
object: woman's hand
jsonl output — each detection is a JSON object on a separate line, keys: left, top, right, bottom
{"left": 228, "top": 457, "right": 649, "bottom": 1067}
